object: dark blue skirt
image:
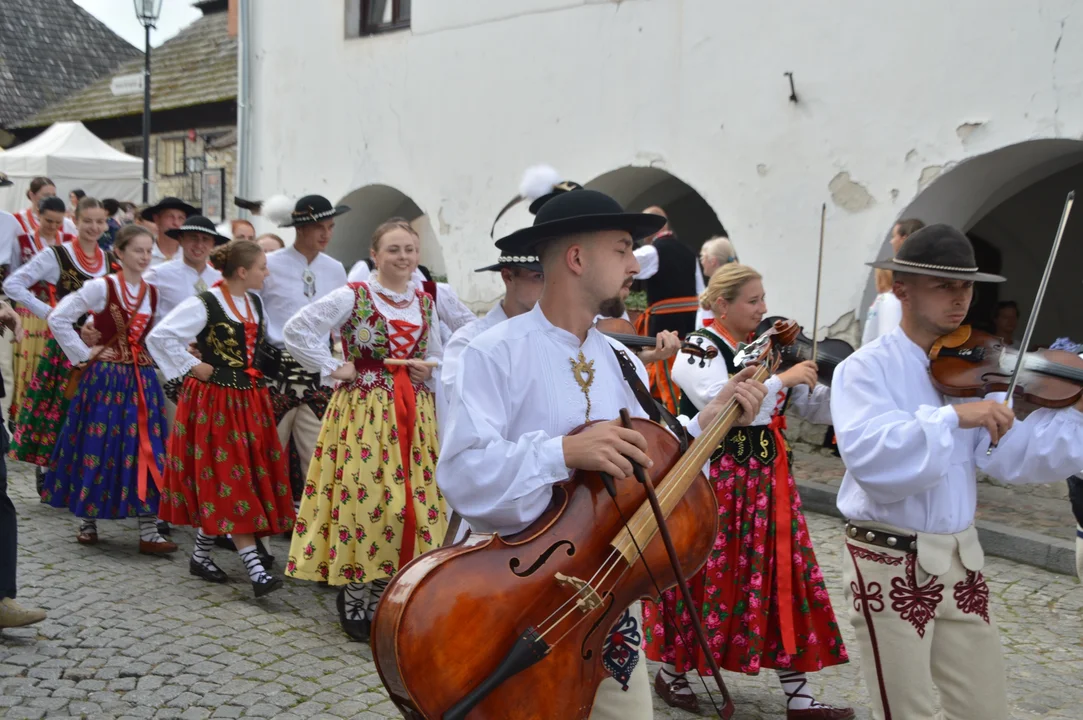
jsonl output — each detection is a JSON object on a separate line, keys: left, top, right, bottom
{"left": 43, "top": 362, "right": 167, "bottom": 520}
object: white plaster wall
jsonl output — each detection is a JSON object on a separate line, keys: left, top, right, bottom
{"left": 246, "top": 0, "right": 1083, "bottom": 328}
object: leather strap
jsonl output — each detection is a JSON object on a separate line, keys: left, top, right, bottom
{"left": 845, "top": 522, "right": 917, "bottom": 553}
{"left": 442, "top": 511, "right": 464, "bottom": 548}
{"left": 611, "top": 346, "right": 688, "bottom": 452}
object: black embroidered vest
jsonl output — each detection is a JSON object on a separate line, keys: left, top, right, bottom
{"left": 194, "top": 291, "right": 266, "bottom": 390}
{"left": 53, "top": 245, "right": 114, "bottom": 301}
{"left": 677, "top": 329, "right": 791, "bottom": 466}
{"left": 644, "top": 233, "right": 699, "bottom": 337}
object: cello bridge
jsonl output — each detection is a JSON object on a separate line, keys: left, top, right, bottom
{"left": 554, "top": 572, "right": 602, "bottom": 612}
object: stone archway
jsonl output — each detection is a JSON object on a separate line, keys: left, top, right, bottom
{"left": 585, "top": 166, "right": 726, "bottom": 253}
{"left": 329, "top": 184, "right": 447, "bottom": 278}
{"left": 867, "top": 139, "right": 1083, "bottom": 347}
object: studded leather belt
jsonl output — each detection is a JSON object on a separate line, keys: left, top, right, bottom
{"left": 844, "top": 522, "right": 918, "bottom": 553}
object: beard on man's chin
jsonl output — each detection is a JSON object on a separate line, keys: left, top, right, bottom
{"left": 598, "top": 296, "right": 626, "bottom": 319}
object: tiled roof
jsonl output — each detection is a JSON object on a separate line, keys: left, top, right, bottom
{"left": 0, "top": 0, "right": 141, "bottom": 127}
{"left": 15, "top": 7, "right": 236, "bottom": 129}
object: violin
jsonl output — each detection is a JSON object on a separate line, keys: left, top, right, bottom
{"left": 372, "top": 319, "right": 800, "bottom": 719}
{"left": 594, "top": 316, "right": 659, "bottom": 350}
{"left": 755, "top": 316, "right": 854, "bottom": 386}
{"left": 929, "top": 325, "right": 1083, "bottom": 410}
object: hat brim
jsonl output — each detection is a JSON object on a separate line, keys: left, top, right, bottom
{"left": 278, "top": 205, "right": 350, "bottom": 228}
{"left": 495, "top": 212, "right": 666, "bottom": 254}
{"left": 868, "top": 258, "right": 1005, "bottom": 283}
{"left": 475, "top": 261, "right": 544, "bottom": 273}
{"left": 166, "top": 227, "right": 231, "bottom": 246}
{"left": 0, "top": 179, "right": 12, "bottom": 188}
{"left": 141, "top": 200, "right": 198, "bottom": 220}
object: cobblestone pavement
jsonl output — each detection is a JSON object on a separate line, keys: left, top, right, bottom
{"left": 2, "top": 459, "right": 1081, "bottom": 719}
{"left": 791, "top": 444, "right": 1079, "bottom": 543}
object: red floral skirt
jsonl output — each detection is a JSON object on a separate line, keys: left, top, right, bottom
{"left": 642, "top": 452, "right": 848, "bottom": 675}
{"left": 158, "top": 378, "right": 295, "bottom": 536}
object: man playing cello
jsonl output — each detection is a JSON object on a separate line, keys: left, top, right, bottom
{"left": 438, "top": 187, "right": 768, "bottom": 717}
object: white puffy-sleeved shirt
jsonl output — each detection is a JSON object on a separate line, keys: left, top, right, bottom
{"left": 144, "top": 258, "right": 223, "bottom": 321}
{"left": 672, "top": 326, "right": 832, "bottom": 425}
{"left": 349, "top": 262, "right": 477, "bottom": 345}
{"left": 48, "top": 275, "right": 154, "bottom": 365}
{"left": 860, "top": 292, "right": 903, "bottom": 346}
{"left": 437, "top": 301, "right": 509, "bottom": 430}
{"left": 3, "top": 242, "right": 110, "bottom": 319}
{"left": 282, "top": 279, "right": 442, "bottom": 385}
{"left": 146, "top": 288, "right": 261, "bottom": 381}
{"left": 261, "top": 247, "right": 347, "bottom": 349}
{"left": 437, "top": 303, "right": 705, "bottom": 537}
{"left": 832, "top": 326, "right": 1083, "bottom": 534}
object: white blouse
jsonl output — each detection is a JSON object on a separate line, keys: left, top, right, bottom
{"left": 4, "top": 242, "right": 110, "bottom": 319}
{"left": 672, "top": 326, "right": 832, "bottom": 426}
{"left": 48, "top": 275, "right": 154, "bottom": 366}
{"left": 146, "top": 288, "right": 262, "bottom": 381}
{"left": 282, "top": 280, "right": 442, "bottom": 385}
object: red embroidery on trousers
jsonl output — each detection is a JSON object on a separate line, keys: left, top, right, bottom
{"left": 846, "top": 542, "right": 893, "bottom": 720}
{"left": 953, "top": 570, "right": 990, "bottom": 623}
{"left": 889, "top": 552, "right": 944, "bottom": 639}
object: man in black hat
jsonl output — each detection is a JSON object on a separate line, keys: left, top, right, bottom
{"left": 261, "top": 195, "right": 349, "bottom": 507}
{"left": 141, "top": 197, "right": 198, "bottom": 267}
{"left": 832, "top": 224, "right": 1083, "bottom": 720}
{"left": 437, "top": 189, "right": 768, "bottom": 717}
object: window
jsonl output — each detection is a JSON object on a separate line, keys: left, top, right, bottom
{"left": 123, "top": 139, "right": 144, "bottom": 158}
{"left": 157, "top": 137, "right": 186, "bottom": 176}
{"left": 360, "top": 0, "right": 410, "bottom": 35}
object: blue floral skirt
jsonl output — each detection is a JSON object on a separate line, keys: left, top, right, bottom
{"left": 43, "top": 362, "right": 167, "bottom": 520}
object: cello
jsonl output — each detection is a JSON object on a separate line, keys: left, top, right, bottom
{"left": 371, "top": 320, "right": 798, "bottom": 719}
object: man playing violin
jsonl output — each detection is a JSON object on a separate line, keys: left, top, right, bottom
{"left": 832, "top": 224, "right": 1083, "bottom": 720}
{"left": 438, "top": 187, "right": 768, "bottom": 718}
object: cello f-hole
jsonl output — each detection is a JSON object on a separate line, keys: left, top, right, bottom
{"left": 510, "top": 540, "right": 576, "bottom": 577}
{"left": 580, "top": 591, "right": 616, "bottom": 660}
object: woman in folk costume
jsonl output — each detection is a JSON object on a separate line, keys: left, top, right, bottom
{"left": 14, "top": 177, "right": 78, "bottom": 239}
{"left": 147, "top": 240, "right": 294, "bottom": 597}
{"left": 43, "top": 224, "right": 175, "bottom": 553}
{"left": 644, "top": 263, "right": 853, "bottom": 719}
{"left": 4, "top": 197, "right": 114, "bottom": 472}
{"left": 283, "top": 219, "right": 445, "bottom": 642}
{"left": 8, "top": 196, "right": 75, "bottom": 422}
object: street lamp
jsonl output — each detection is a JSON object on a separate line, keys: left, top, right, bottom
{"left": 134, "top": 0, "right": 164, "bottom": 203}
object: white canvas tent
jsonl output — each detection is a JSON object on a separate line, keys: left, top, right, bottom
{"left": 0, "top": 122, "right": 150, "bottom": 212}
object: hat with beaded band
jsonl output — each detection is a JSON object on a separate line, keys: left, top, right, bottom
{"left": 278, "top": 194, "right": 350, "bottom": 228}
{"left": 868, "top": 223, "right": 1005, "bottom": 283}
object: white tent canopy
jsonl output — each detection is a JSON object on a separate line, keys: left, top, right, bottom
{"left": 0, "top": 122, "right": 150, "bottom": 213}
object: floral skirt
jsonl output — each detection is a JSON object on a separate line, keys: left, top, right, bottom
{"left": 10, "top": 311, "right": 50, "bottom": 424}
{"left": 159, "top": 378, "right": 296, "bottom": 536}
{"left": 10, "top": 337, "right": 73, "bottom": 466}
{"left": 42, "top": 362, "right": 166, "bottom": 520}
{"left": 286, "top": 385, "right": 445, "bottom": 586}
{"left": 642, "top": 452, "right": 848, "bottom": 675}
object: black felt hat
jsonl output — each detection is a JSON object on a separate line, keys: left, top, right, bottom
{"left": 278, "top": 194, "right": 350, "bottom": 228}
{"left": 868, "top": 223, "right": 1005, "bottom": 283}
{"left": 165, "top": 215, "right": 230, "bottom": 246}
{"left": 141, "top": 196, "right": 198, "bottom": 220}
{"left": 475, "top": 253, "right": 544, "bottom": 274}
{"left": 495, "top": 189, "right": 666, "bottom": 255}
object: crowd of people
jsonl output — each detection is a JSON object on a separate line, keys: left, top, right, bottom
{"left": 0, "top": 168, "right": 1081, "bottom": 720}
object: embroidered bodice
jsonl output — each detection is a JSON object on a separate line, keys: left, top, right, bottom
{"left": 93, "top": 277, "right": 158, "bottom": 366}
{"left": 342, "top": 282, "right": 432, "bottom": 393}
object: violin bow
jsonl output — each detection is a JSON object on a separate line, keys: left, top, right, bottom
{"left": 990, "top": 189, "right": 1075, "bottom": 453}
{"left": 811, "top": 203, "right": 826, "bottom": 361}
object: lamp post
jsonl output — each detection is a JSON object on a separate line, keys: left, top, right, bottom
{"left": 134, "top": 0, "right": 163, "bottom": 203}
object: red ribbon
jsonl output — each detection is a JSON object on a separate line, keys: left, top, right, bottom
{"left": 768, "top": 413, "right": 797, "bottom": 658}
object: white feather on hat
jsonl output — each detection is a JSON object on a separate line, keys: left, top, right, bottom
{"left": 261, "top": 194, "right": 295, "bottom": 227}
{"left": 518, "top": 165, "right": 562, "bottom": 201}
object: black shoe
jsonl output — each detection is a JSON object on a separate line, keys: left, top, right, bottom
{"left": 336, "top": 588, "right": 371, "bottom": 642}
{"left": 255, "top": 537, "right": 275, "bottom": 570}
{"left": 189, "top": 558, "right": 228, "bottom": 584}
{"left": 157, "top": 520, "right": 171, "bottom": 536}
{"left": 35, "top": 467, "right": 45, "bottom": 502}
{"left": 252, "top": 575, "right": 283, "bottom": 598}
{"left": 213, "top": 535, "right": 237, "bottom": 551}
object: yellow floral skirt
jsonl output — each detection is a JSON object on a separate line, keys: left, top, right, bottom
{"left": 286, "top": 385, "right": 445, "bottom": 586}
{"left": 11, "top": 312, "right": 50, "bottom": 422}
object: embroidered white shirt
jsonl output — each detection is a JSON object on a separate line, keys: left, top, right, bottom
{"left": 144, "top": 258, "right": 223, "bottom": 321}
{"left": 3, "top": 242, "right": 110, "bottom": 319}
{"left": 49, "top": 275, "right": 154, "bottom": 365}
{"left": 260, "top": 246, "right": 347, "bottom": 349}
{"left": 832, "top": 326, "right": 1083, "bottom": 534}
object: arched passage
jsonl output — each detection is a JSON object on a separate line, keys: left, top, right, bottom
{"left": 866, "top": 139, "right": 1083, "bottom": 347}
{"left": 329, "top": 184, "right": 447, "bottom": 278}
{"left": 585, "top": 167, "right": 725, "bottom": 252}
